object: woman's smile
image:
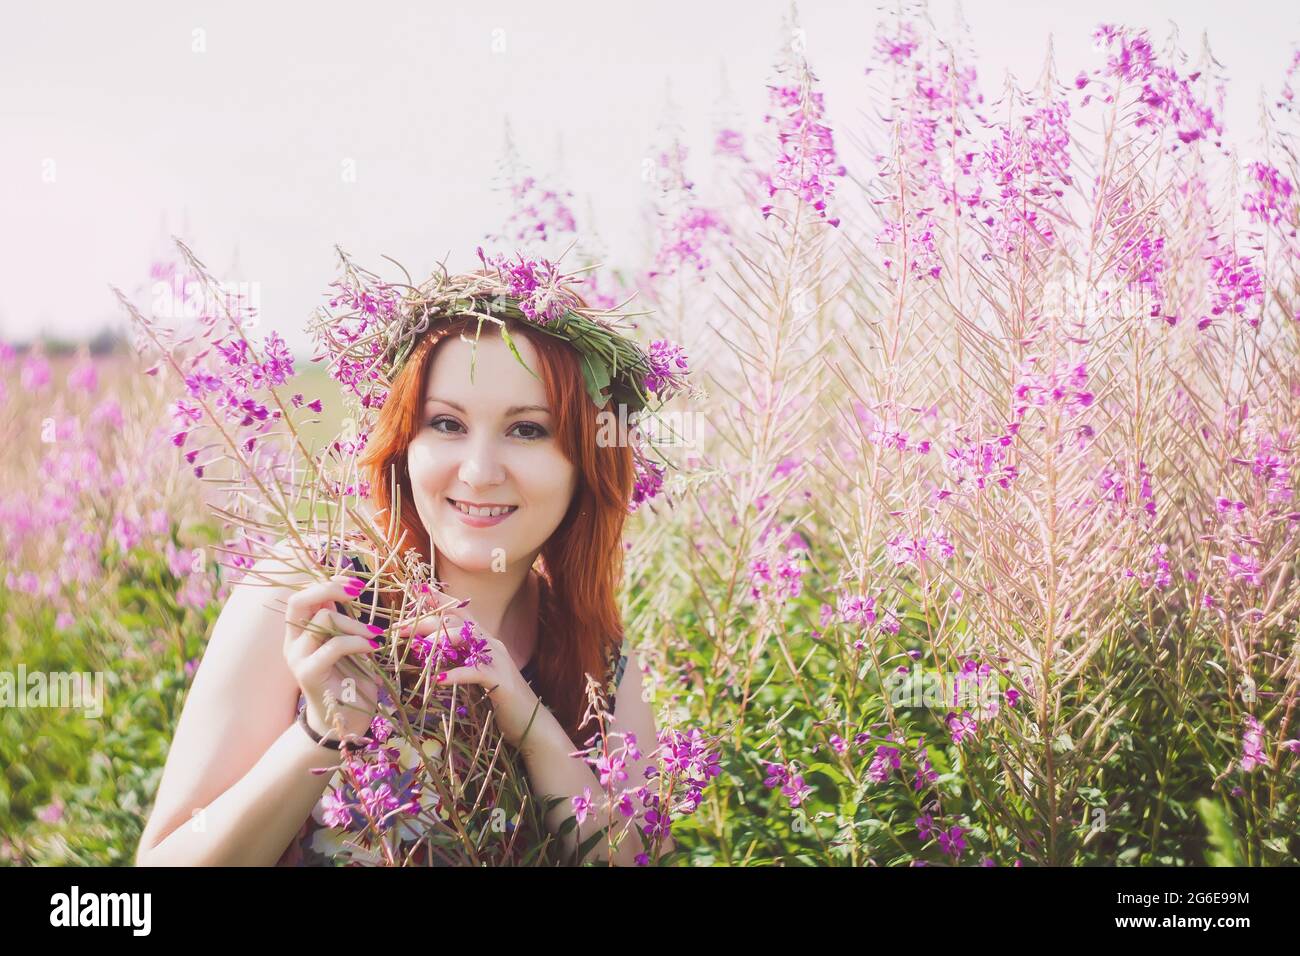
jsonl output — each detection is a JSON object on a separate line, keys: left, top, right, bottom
{"left": 446, "top": 497, "right": 519, "bottom": 527}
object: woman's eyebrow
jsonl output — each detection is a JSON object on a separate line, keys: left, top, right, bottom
{"left": 425, "top": 396, "right": 550, "bottom": 416}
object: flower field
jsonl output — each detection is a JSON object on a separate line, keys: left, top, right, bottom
{"left": 3, "top": 6, "right": 1300, "bottom": 866}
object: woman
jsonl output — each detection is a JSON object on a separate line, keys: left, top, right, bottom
{"left": 135, "top": 260, "right": 682, "bottom": 866}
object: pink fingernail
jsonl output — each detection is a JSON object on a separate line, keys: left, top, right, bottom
{"left": 367, "top": 624, "right": 384, "bottom": 635}
{"left": 369, "top": 638, "right": 381, "bottom": 648}
{"left": 436, "top": 672, "right": 447, "bottom": 682}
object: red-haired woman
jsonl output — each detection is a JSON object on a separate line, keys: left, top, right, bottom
{"left": 135, "top": 308, "right": 672, "bottom": 867}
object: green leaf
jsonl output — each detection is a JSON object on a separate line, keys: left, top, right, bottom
{"left": 1196, "top": 798, "right": 1242, "bottom": 866}
{"left": 581, "top": 352, "right": 613, "bottom": 406}
{"left": 498, "top": 324, "right": 540, "bottom": 383}
{"left": 805, "top": 761, "right": 849, "bottom": 785}
{"left": 576, "top": 825, "right": 610, "bottom": 863}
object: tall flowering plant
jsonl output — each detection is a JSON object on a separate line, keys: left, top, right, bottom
{"left": 616, "top": 3, "right": 1300, "bottom": 866}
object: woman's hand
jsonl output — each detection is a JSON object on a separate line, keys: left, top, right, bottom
{"left": 397, "top": 607, "right": 541, "bottom": 751}
{"left": 283, "top": 572, "right": 385, "bottom": 745}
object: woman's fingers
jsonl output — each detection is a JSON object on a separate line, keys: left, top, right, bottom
{"left": 289, "top": 605, "right": 385, "bottom": 663}
{"left": 283, "top": 574, "right": 367, "bottom": 645}
{"left": 302, "top": 633, "right": 381, "bottom": 684}
{"left": 434, "top": 666, "right": 480, "bottom": 688}
{"left": 397, "top": 610, "right": 470, "bottom": 640}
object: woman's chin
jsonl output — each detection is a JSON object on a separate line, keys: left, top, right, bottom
{"left": 434, "top": 541, "right": 509, "bottom": 574}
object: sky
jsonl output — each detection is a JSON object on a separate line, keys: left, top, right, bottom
{"left": 2, "top": 0, "right": 1297, "bottom": 357}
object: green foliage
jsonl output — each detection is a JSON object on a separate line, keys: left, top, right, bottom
{"left": 1, "top": 543, "right": 216, "bottom": 865}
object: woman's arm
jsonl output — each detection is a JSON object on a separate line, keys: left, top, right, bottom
{"left": 135, "top": 550, "right": 343, "bottom": 867}
{"left": 518, "top": 648, "right": 676, "bottom": 865}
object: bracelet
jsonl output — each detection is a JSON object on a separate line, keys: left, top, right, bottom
{"left": 296, "top": 707, "right": 364, "bottom": 753}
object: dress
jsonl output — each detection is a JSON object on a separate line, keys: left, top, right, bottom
{"left": 275, "top": 547, "right": 629, "bottom": 866}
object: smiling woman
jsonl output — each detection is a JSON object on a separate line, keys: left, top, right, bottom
{"left": 357, "top": 310, "right": 631, "bottom": 748}
{"left": 134, "top": 256, "right": 686, "bottom": 867}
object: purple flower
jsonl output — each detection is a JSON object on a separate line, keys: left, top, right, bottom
{"left": 763, "top": 761, "right": 790, "bottom": 789}
{"left": 915, "top": 813, "right": 935, "bottom": 840}
{"left": 260, "top": 330, "right": 295, "bottom": 386}
{"left": 886, "top": 531, "right": 955, "bottom": 568}
{"left": 458, "top": 619, "right": 494, "bottom": 668}
{"left": 369, "top": 715, "right": 394, "bottom": 744}
{"left": 1243, "top": 162, "right": 1295, "bottom": 228}
{"left": 320, "top": 790, "right": 354, "bottom": 829}
{"left": 875, "top": 22, "right": 919, "bottom": 64}
{"left": 782, "top": 775, "right": 813, "bottom": 808}
{"left": 1241, "top": 715, "right": 1269, "bottom": 772}
{"left": 358, "top": 782, "right": 401, "bottom": 822}
{"left": 629, "top": 453, "right": 665, "bottom": 511}
{"left": 644, "top": 339, "right": 690, "bottom": 395}
{"left": 596, "top": 752, "right": 628, "bottom": 789}
{"left": 749, "top": 547, "right": 805, "bottom": 604}
{"left": 572, "top": 787, "right": 593, "bottom": 826}
{"left": 1225, "top": 552, "right": 1263, "bottom": 587}
{"left": 867, "top": 745, "right": 901, "bottom": 783}
{"left": 760, "top": 69, "right": 847, "bottom": 227}
{"left": 913, "top": 747, "right": 939, "bottom": 791}
{"left": 66, "top": 357, "right": 99, "bottom": 393}
{"left": 938, "top": 826, "right": 966, "bottom": 858}
{"left": 1208, "top": 251, "right": 1264, "bottom": 326}
{"left": 658, "top": 727, "right": 721, "bottom": 789}
{"left": 642, "top": 807, "right": 672, "bottom": 840}
{"left": 21, "top": 353, "right": 50, "bottom": 391}
{"left": 1092, "top": 25, "right": 1221, "bottom": 148}
{"left": 476, "top": 247, "right": 571, "bottom": 324}
{"left": 947, "top": 710, "right": 978, "bottom": 745}
{"left": 648, "top": 206, "right": 732, "bottom": 280}
{"left": 489, "top": 173, "right": 577, "bottom": 246}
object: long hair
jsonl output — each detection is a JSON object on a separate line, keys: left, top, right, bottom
{"left": 357, "top": 305, "right": 635, "bottom": 745}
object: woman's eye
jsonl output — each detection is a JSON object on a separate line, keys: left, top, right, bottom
{"left": 511, "top": 421, "right": 548, "bottom": 440}
{"left": 428, "top": 413, "right": 546, "bottom": 439}
{"left": 429, "top": 416, "right": 464, "bottom": 434}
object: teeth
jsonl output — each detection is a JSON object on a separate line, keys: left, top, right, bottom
{"left": 452, "top": 500, "right": 516, "bottom": 518}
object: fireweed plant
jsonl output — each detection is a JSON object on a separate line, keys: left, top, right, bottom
{"left": 614, "top": 7, "right": 1300, "bottom": 866}
{"left": 111, "top": 237, "right": 709, "bottom": 865}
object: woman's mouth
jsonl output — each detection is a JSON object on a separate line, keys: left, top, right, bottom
{"left": 446, "top": 498, "right": 519, "bottom": 527}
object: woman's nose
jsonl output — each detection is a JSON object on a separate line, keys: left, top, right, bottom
{"left": 457, "top": 437, "right": 506, "bottom": 487}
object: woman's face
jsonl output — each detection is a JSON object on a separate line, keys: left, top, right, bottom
{"left": 406, "top": 330, "right": 577, "bottom": 575}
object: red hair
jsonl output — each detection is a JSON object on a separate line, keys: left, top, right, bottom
{"left": 357, "top": 305, "right": 635, "bottom": 745}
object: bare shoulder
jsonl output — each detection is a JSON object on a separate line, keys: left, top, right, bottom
{"left": 190, "top": 534, "right": 324, "bottom": 707}
{"left": 237, "top": 535, "right": 329, "bottom": 588}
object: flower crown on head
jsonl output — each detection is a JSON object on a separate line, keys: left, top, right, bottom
{"left": 308, "top": 245, "right": 692, "bottom": 509}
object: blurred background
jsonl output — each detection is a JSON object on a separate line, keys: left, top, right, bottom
{"left": 3, "top": 0, "right": 1297, "bottom": 356}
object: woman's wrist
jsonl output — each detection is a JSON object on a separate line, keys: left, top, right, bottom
{"left": 515, "top": 694, "right": 568, "bottom": 760}
{"left": 297, "top": 706, "right": 366, "bottom": 752}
